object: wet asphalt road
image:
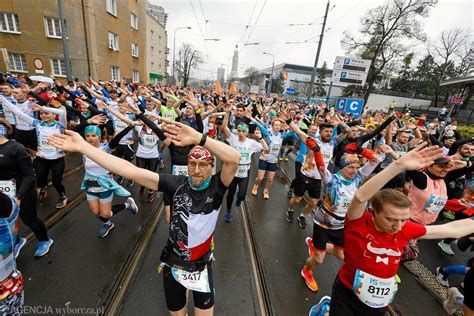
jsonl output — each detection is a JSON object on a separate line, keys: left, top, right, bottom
{"left": 18, "top": 151, "right": 472, "bottom": 315}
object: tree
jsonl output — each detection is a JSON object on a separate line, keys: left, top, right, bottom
{"left": 241, "top": 67, "right": 263, "bottom": 87}
{"left": 175, "top": 43, "right": 203, "bottom": 87}
{"left": 411, "top": 53, "right": 438, "bottom": 96}
{"left": 341, "top": 0, "right": 436, "bottom": 104}
{"left": 428, "top": 28, "right": 472, "bottom": 106}
{"left": 270, "top": 78, "right": 285, "bottom": 94}
{"left": 315, "top": 61, "right": 328, "bottom": 96}
{"left": 390, "top": 52, "right": 414, "bottom": 93}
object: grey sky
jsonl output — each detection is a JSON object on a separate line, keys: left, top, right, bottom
{"left": 149, "top": 0, "right": 473, "bottom": 80}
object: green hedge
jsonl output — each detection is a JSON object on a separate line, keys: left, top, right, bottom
{"left": 458, "top": 125, "right": 474, "bottom": 139}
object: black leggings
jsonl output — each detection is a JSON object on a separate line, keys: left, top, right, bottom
{"left": 136, "top": 157, "right": 159, "bottom": 189}
{"left": 226, "top": 176, "right": 249, "bottom": 210}
{"left": 290, "top": 161, "right": 303, "bottom": 189}
{"left": 163, "top": 264, "right": 214, "bottom": 311}
{"left": 33, "top": 156, "right": 65, "bottom": 196}
{"left": 19, "top": 189, "right": 49, "bottom": 242}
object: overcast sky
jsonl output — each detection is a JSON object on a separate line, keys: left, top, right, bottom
{"left": 149, "top": 0, "right": 473, "bottom": 80}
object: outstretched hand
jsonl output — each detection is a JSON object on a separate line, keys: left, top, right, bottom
{"left": 48, "top": 130, "right": 88, "bottom": 153}
{"left": 397, "top": 142, "right": 443, "bottom": 171}
{"left": 160, "top": 117, "right": 200, "bottom": 147}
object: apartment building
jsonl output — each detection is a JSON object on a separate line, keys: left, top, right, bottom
{"left": 145, "top": 8, "right": 168, "bottom": 84}
{"left": 0, "top": 0, "right": 152, "bottom": 83}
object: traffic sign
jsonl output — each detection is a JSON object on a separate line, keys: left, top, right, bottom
{"left": 285, "top": 87, "right": 296, "bottom": 95}
{"left": 332, "top": 70, "right": 368, "bottom": 86}
{"left": 334, "top": 56, "right": 371, "bottom": 73}
{"left": 335, "top": 98, "right": 364, "bottom": 117}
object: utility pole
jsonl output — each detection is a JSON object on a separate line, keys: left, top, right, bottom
{"left": 58, "top": 0, "right": 73, "bottom": 81}
{"left": 307, "top": 0, "right": 330, "bottom": 101}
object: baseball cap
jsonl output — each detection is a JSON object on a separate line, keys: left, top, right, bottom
{"left": 433, "top": 156, "right": 450, "bottom": 164}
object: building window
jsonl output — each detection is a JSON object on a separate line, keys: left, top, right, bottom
{"left": 51, "top": 58, "right": 66, "bottom": 76}
{"left": 108, "top": 32, "right": 119, "bottom": 51}
{"left": 8, "top": 53, "right": 27, "bottom": 72}
{"left": 150, "top": 30, "right": 154, "bottom": 40}
{"left": 111, "top": 66, "right": 120, "bottom": 81}
{"left": 132, "top": 70, "right": 139, "bottom": 83}
{"left": 131, "top": 43, "right": 139, "bottom": 57}
{"left": 44, "top": 17, "right": 62, "bottom": 38}
{"left": 130, "top": 13, "right": 138, "bottom": 29}
{"left": 158, "top": 35, "right": 162, "bottom": 44}
{"left": 0, "top": 12, "right": 20, "bottom": 33}
{"left": 106, "top": 0, "right": 117, "bottom": 16}
{"left": 151, "top": 46, "right": 154, "bottom": 56}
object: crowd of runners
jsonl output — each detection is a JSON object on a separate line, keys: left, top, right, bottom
{"left": 0, "top": 72, "right": 473, "bottom": 315}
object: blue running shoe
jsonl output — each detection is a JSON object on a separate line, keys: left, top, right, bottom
{"left": 14, "top": 238, "right": 27, "bottom": 259}
{"left": 125, "top": 197, "right": 139, "bottom": 215}
{"left": 308, "top": 296, "right": 331, "bottom": 316}
{"left": 224, "top": 210, "right": 232, "bottom": 223}
{"left": 34, "top": 238, "right": 54, "bottom": 258}
{"left": 235, "top": 198, "right": 242, "bottom": 208}
{"left": 98, "top": 222, "right": 114, "bottom": 238}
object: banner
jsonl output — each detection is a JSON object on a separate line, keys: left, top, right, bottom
{"left": 229, "top": 81, "right": 238, "bottom": 94}
{"left": 214, "top": 80, "right": 223, "bottom": 95}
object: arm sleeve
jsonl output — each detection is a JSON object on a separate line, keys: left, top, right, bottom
{"left": 15, "top": 146, "right": 36, "bottom": 199}
{"left": 2, "top": 100, "right": 37, "bottom": 126}
{"left": 137, "top": 113, "right": 166, "bottom": 141}
{"left": 448, "top": 138, "right": 474, "bottom": 156}
{"left": 195, "top": 111, "right": 204, "bottom": 133}
{"left": 108, "top": 125, "right": 133, "bottom": 149}
{"left": 71, "top": 119, "right": 90, "bottom": 133}
{"left": 406, "top": 170, "right": 428, "bottom": 189}
{"left": 27, "top": 91, "right": 49, "bottom": 106}
{"left": 358, "top": 116, "right": 395, "bottom": 144}
{"left": 445, "top": 163, "right": 474, "bottom": 183}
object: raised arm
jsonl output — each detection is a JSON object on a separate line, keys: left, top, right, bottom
{"left": 49, "top": 130, "right": 160, "bottom": 190}
{"left": 347, "top": 143, "right": 443, "bottom": 220}
{"left": 422, "top": 218, "right": 474, "bottom": 240}
{"left": 221, "top": 104, "right": 232, "bottom": 139}
{"left": 161, "top": 118, "right": 240, "bottom": 187}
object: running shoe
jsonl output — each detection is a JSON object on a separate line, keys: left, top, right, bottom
{"left": 126, "top": 180, "right": 134, "bottom": 187}
{"left": 116, "top": 176, "right": 124, "bottom": 185}
{"left": 438, "top": 241, "right": 455, "bottom": 256}
{"left": 225, "top": 210, "right": 232, "bottom": 223}
{"left": 308, "top": 295, "right": 331, "bottom": 316}
{"left": 34, "top": 238, "right": 54, "bottom": 257}
{"left": 38, "top": 188, "right": 48, "bottom": 201}
{"left": 14, "top": 238, "right": 27, "bottom": 259}
{"left": 98, "top": 222, "right": 114, "bottom": 238}
{"left": 298, "top": 215, "right": 307, "bottom": 229}
{"left": 442, "top": 211, "right": 455, "bottom": 220}
{"left": 263, "top": 190, "right": 270, "bottom": 199}
{"left": 301, "top": 267, "right": 319, "bottom": 292}
{"left": 279, "top": 157, "right": 283, "bottom": 161}
{"left": 305, "top": 237, "right": 315, "bottom": 257}
{"left": 251, "top": 185, "right": 258, "bottom": 196}
{"left": 125, "top": 197, "right": 139, "bottom": 215}
{"left": 284, "top": 156, "right": 289, "bottom": 162}
{"left": 55, "top": 195, "right": 68, "bottom": 209}
{"left": 139, "top": 187, "right": 145, "bottom": 197}
{"left": 235, "top": 199, "right": 242, "bottom": 208}
{"left": 286, "top": 210, "right": 294, "bottom": 223}
{"left": 287, "top": 188, "right": 293, "bottom": 198}
{"left": 443, "top": 287, "right": 463, "bottom": 314}
{"left": 436, "top": 267, "right": 449, "bottom": 287}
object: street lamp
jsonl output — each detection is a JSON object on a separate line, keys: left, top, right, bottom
{"left": 173, "top": 26, "right": 192, "bottom": 81}
{"left": 263, "top": 52, "right": 275, "bottom": 96}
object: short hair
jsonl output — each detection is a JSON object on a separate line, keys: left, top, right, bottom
{"left": 371, "top": 189, "right": 412, "bottom": 213}
{"left": 319, "top": 123, "right": 333, "bottom": 131}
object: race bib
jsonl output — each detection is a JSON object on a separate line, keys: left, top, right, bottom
{"left": 353, "top": 269, "right": 397, "bottom": 308}
{"left": 39, "top": 134, "right": 55, "bottom": 152}
{"left": 142, "top": 134, "right": 158, "bottom": 148}
{"left": 423, "top": 194, "right": 447, "bottom": 214}
{"left": 172, "top": 165, "right": 188, "bottom": 176}
{"left": 270, "top": 145, "right": 280, "bottom": 155}
{"left": 171, "top": 266, "right": 211, "bottom": 293}
{"left": 334, "top": 197, "right": 352, "bottom": 216}
{"left": 115, "top": 121, "right": 128, "bottom": 133}
{"left": 236, "top": 164, "right": 249, "bottom": 178}
{"left": 165, "top": 112, "right": 175, "bottom": 120}
{"left": 0, "top": 180, "right": 16, "bottom": 198}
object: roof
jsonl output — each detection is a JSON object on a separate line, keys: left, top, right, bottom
{"left": 439, "top": 76, "right": 474, "bottom": 87}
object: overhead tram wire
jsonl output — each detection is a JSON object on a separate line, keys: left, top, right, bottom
{"left": 197, "top": 0, "right": 209, "bottom": 37}
{"left": 189, "top": 0, "right": 209, "bottom": 55}
{"left": 238, "top": 0, "right": 260, "bottom": 44}
{"left": 242, "top": 0, "right": 268, "bottom": 50}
